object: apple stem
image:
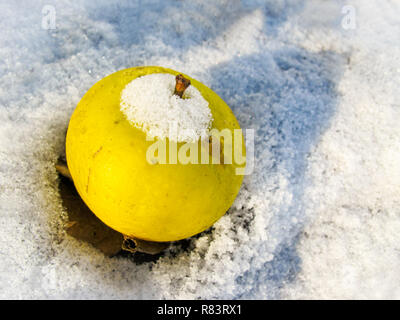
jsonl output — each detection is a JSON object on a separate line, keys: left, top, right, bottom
{"left": 174, "top": 74, "right": 191, "bottom": 98}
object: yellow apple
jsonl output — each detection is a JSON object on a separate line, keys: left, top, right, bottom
{"left": 66, "top": 66, "right": 245, "bottom": 242}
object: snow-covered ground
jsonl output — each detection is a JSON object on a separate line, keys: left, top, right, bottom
{"left": 0, "top": 0, "right": 399, "bottom": 299}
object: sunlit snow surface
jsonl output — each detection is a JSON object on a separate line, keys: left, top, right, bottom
{"left": 0, "top": 0, "right": 399, "bottom": 299}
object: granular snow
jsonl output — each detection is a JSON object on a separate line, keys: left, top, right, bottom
{"left": 120, "top": 73, "right": 212, "bottom": 142}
